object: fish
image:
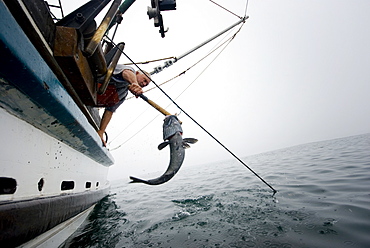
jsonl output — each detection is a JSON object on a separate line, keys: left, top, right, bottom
{"left": 129, "top": 115, "right": 197, "bottom": 185}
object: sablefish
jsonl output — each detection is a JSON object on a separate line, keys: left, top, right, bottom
{"left": 129, "top": 115, "right": 197, "bottom": 185}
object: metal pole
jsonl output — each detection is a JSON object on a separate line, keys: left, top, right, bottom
{"left": 118, "top": 0, "right": 136, "bottom": 14}
{"left": 177, "top": 16, "right": 248, "bottom": 60}
{"left": 150, "top": 16, "right": 248, "bottom": 75}
{"left": 107, "top": 0, "right": 136, "bottom": 31}
{"left": 85, "top": 0, "right": 121, "bottom": 56}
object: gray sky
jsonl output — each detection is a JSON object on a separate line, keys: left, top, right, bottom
{"left": 58, "top": 0, "right": 370, "bottom": 181}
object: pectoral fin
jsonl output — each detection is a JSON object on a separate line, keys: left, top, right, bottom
{"left": 158, "top": 141, "right": 169, "bottom": 150}
{"left": 183, "top": 138, "right": 198, "bottom": 144}
{"left": 182, "top": 138, "right": 198, "bottom": 149}
{"left": 182, "top": 142, "right": 191, "bottom": 149}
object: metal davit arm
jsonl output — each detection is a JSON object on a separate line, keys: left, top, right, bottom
{"left": 84, "top": 0, "right": 122, "bottom": 57}
{"left": 98, "top": 42, "right": 125, "bottom": 95}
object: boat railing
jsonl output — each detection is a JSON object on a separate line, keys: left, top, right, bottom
{"left": 45, "top": 0, "right": 64, "bottom": 21}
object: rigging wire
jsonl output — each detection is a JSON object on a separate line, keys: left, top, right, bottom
{"left": 125, "top": 31, "right": 236, "bottom": 100}
{"left": 244, "top": 0, "right": 250, "bottom": 16}
{"left": 124, "top": 11, "right": 245, "bottom": 101}
{"left": 108, "top": 105, "right": 152, "bottom": 145}
{"left": 110, "top": 112, "right": 161, "bottom": 151}
{"left": 208, "top": 0, "right": 243, "bottom": 19}
{"left": 125, "top": 12, "right": 244, "bottom": 100}
{"left": 124, "top": 56, "right": 176, "bottom": 65}
{"left": 170, "top": 23, "right": 244, "bottom": 104}
{"left": 160, "top": 17, "right": 246, "bottom": 102}
{"left": 132, "top": 0, "right": 249, "bottom": 96}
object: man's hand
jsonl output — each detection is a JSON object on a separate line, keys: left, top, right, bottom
{"left": 128, "top": 83, "right": 143, "bottom": 97}
{"left": 97, "top": 129, "right": 107, "bottom": 147}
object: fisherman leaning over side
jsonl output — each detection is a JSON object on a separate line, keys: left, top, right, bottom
{"left": 97, "top": 64, "right": 151, "bottom": 146}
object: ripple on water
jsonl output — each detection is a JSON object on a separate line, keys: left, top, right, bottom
{"left": 63, "top": 134, "right": 370, "bottom": 248}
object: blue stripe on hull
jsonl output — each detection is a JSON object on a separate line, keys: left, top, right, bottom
{"left": 0, "top": 1, "right": 113, "bottom": 166}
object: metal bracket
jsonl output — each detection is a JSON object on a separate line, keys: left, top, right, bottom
{"left": 147, "top": 0, "right": 176, "bottom": 38}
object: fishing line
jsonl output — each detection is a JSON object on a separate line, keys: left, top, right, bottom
{"left": 104, "top": 36, "right": 277, "bottom": 194}
{"left": 108, "top": 104, "right": 152, "bottom": 145}
{"left": 110, "top": 112, "right": 161, "bottom": 151}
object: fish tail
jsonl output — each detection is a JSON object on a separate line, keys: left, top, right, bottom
{"left": 129, "top": 176, "right": 148, "bottom": 184}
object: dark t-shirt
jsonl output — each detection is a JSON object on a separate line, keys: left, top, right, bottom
{"left": 105, "top": 65, "right": 135, "bottom": 112}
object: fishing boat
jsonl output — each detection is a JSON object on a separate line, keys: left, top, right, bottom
{"left": 1, "top": 0, "right": 256, "bottom": 246}
{"left": 0, "top": 0, "right": 145, "bottom": 246}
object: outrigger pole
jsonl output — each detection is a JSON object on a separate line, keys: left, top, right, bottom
{"left": 150, "top": 16, "right": 248, "bottom": 75}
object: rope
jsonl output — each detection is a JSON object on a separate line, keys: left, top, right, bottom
{"left": 125, "top": 73, "right": 183, "bottom": 100}
{"left": 124, "top": 56, "right": 176, "bottom": 65}
{"left": 244, "top": 0, "right": 249, "bottom": 17}
{"left": 208, "top": 0, "right": 243, "bottom": 19}
{"left": 169, "top": 19, "right": 247, "bottom": 100}
{"left": 110, "top": 112, "right": 160, "bottom": 151}
{"left": 108, "top": 104, "right": 152, "bottom": 145}
{"left": 172, "top": 29, "right": 240, "bottom": 101}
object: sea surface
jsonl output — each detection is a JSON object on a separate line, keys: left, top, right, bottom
{"left": 62, "top": 133, "right": 370, "bottom": 248}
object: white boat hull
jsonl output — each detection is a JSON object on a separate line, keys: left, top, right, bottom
{"left": 0, "top": 1, "right": 114, "bottom": 246}
{"left": 0, "top": 107, "right": 110, "bottom": 202}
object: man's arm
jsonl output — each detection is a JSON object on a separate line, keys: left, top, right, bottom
{"left": 97, "top": 109, "right": 113, "bottom": 146}
{"left": 122, "top": 69, "right": 143, "bottom": 96}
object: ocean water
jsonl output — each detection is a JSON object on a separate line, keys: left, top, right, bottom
{"left": 62, "top": 133, "right": 370, "bottom": 248}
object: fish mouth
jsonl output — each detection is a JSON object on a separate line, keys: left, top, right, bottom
{"left": 163, "top": 115, "right": 178, "bottom": 125}
{"left": 163, "top": 115, "right": 182, "bottom": 141}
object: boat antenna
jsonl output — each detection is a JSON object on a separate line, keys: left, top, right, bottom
{"left": 104, "top": 36, "right": 277, "bottom": 195}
